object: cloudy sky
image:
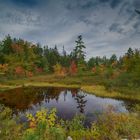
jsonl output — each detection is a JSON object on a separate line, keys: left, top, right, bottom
{"left": 0, "top": 0, "right": 140, "bottom": 59}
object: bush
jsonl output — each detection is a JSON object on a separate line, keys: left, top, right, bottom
{"left": 0, "top": 106, "right": 140, "bottom": 140}
{"left": 0, "top": 105, "right": 23, "bottom": 140}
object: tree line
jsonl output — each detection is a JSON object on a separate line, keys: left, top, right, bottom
{"left": 0, "top": 35, "right": 140, "bottom": 82}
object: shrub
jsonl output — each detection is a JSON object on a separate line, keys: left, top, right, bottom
{"left": 0, "top": 105, "right": 23, "bottom": 140}
{"left": 15, "top": 66, "right": 25, "bottom": 77}
{"left": 0, "top": 106, "right": 140, "bottom": 140}
{"left": 23, "top": 108, "right": 66, "bottom": 140}
{"left": 69, "top": 61, "right": 78, "bottom": 75}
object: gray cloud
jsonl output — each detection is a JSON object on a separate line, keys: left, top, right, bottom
{"left": 0, "top": 0, "right": 140, "bottom": 59}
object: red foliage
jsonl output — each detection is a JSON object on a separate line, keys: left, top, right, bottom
{"left": 71, "top": 89, "right": 78, "bottom": 97}
{"left": 36, "top": 67, "right": 43, "bottom": 73}
{"left": 92, "top": 67, "right": 96, "bottom": 73}
{"left": 69, "top": 61, "right": 77, "bottom": 75}
{"left": 26, "top": 71, "right": 33, "bottom": 77}
{"left": 15, "top": 66, "right": 25, "bottom": 76}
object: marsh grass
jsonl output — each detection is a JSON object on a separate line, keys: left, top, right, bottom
{"left": 81, "top": 85, "right": 140, "bottom": 101}
{"left": 0, "top": 73, "right": 140, "bottom": 101}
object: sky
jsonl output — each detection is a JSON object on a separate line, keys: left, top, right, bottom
{"left": 0, "top": 0, "right": 140, "bottom": 59}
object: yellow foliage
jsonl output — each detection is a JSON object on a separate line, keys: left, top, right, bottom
{"left": 26, "top": 108, "right": 57, "bottom": 129}
{"left": 0, "top": 64, "right": 8, "bottom": 73}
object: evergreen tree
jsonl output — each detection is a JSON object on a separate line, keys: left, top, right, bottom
{"left": 126, "top": 48, "right": 134, "bottom": 58}
{"left": 62, "top": 46, "right": 66, "bottom": 56}
{"left": 87, "top": 57, "right": 96, "bottom": 69}
{"left": 1, "top": 35, "right": 13, "bottom": 54}
{"left": 72, "top": 35, "right": 86, "bottom": 62}
{"left": 110, "top": 54, "right": 117, "bottom": 64}
{"left": 71, "top": 35, "right": 86, "bottom": 73}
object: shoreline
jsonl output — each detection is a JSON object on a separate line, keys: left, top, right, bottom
{"left": 0, "top": 82, "right": 140, "bottom": 102}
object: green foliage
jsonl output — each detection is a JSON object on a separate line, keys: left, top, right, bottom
{"left": 87, "top": 57, "right": 96, "bottom": 69}
{"left": 65, "top": 115, "right": 85, "bottom": 131}
{"left": 71, "top": 35, "right": 86, "bottom": 62}
{"left": 1, "top": 35, "right": 139, "bottom": 88}
{"left": 0, "top": 35, "right": 140, "bottom": 98}
{"left": 0, "top": 106, "right": 140, "bottom": 140}
{"left": 104, "top": 66, "right": 114, "bottom": 78}
{"left": 23, "top": 108, "right": 66, "bottom": 140}
{"left": 109, "top": 54, "right": 117, "bottom": 64}
{"left": 94, "top": 110, "right": 140, "bottom": 140}
{"left": 44, "top": 45, "right": 61, "bottom": 72}
{"left": 53, "top": 63, "right": 62, "bottom": 75}
{"left": 0, "top": 105, "right": 23, "bottom": 140}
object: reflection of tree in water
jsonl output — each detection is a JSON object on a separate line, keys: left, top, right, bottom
{"left": 0, "top": 87, "right": 64, "bottom": 110}
{"left": 71, "top": 89, "right": 78, "bottom": 97}
{"left": 0, "top": 87, "right": 82, "bottom": 112}
{"left": 44, "top": 87, "right": 62, "bottom": 103}
{"left": 74, "top": 91, "right": 87, "bottom": 113}
{"left": 63, "top": 90, "right": 67, "bottom": 101}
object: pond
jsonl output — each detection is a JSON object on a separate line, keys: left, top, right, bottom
{"left": 0, "top": 87, "right": 139, "bottom": 126}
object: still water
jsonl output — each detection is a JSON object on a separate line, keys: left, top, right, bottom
{"left": 0, "top": 87, "right": 138, "bottom": 125}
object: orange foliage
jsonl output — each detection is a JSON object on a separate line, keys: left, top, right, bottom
{"left": 29, "top": 121, "right": 36, "bottom": 128}
{"left": 92, "top": 67, "right": 96, "bottom": 73}
{"left": 26, "top": 71, "right": 33, "bottom": 77}
{"left": 92, "top": 65, "right": 106, "bottom": 75}
{"left": 0, "top": 64, "right": 8, "bottom": 73}
{"left": 111, "top": 71, "right": 121, "bottom": 79}
{"left": 69, "top": 61, "right": 77, "bottom": 75}
{"left": 11, "top": 43, "right": 23, "bottom": 53}
{"left": 53, "top": 63, "right": 67, "bottom": 76}
{"left": 15, "top": 66, "right": 25, "bottom": 76}
{"left": 111, "top": 61, "right": 117, "bottom": 67}
{"left": 60, "top": 67, "right": 67, "bottom": 76}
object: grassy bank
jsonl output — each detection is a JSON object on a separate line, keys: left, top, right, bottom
{"left": 0, "top": 105, "right": 140, "bottom": 140}
{"left": 0, "top": 74, "right": 140, "bottom": 101}
{"left": 81, "top": 85, "right": 140, "bottom": 101}
{"left": 0, "top": 84, "right": 22, "bottom": 91}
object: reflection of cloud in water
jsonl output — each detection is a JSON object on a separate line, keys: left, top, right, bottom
{"left": 84, "top": 94, "right": 128, "bottom": 115}
{"left": 23, "top": 89, "right": 129, "bottom": 122}
{"left": 0, "top": 87, "right": 135, "bottom": 126}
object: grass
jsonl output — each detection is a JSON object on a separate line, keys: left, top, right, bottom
{"left": 81, "top": 85, "right": 140, "bottom": 101}
{"left": 0, "top": 73, "right": 140, "bottom": 101}
{"left": 0, "top": 73, "right": 140, "bottom": 140}
{"left": 1, "top": 105, "right": 140, "bottom": 140}
{"left": 0, "top": 84, "right": 22, "bottom": 91}
{"left": 24, "top": 82, "right": 80, "bottom": 89}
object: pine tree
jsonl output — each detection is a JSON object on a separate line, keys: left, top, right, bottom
{"left": 110, "top": 54, "right": 117, "bottom": 64}
{"left": 73, "top": 35, "right": 86, "bottom": 62}
{"left": 2, "top": 35, "right": 13, "bottom": 54}
{"left": 126, "top": 48, "right": 134, "bottom": 58}
{"left": 71, "top": 35, "right": 86, "bottom": 73}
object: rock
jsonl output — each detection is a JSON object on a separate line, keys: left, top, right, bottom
{"left": 67, "top": 136, "right": 73, "bottom": 140}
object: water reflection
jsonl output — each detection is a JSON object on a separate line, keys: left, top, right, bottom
{"left": 75, "top": 91, "right": 87, "bottom": 113}
{"left": 0, "top": 87, "right": 139, "bottom": 124}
